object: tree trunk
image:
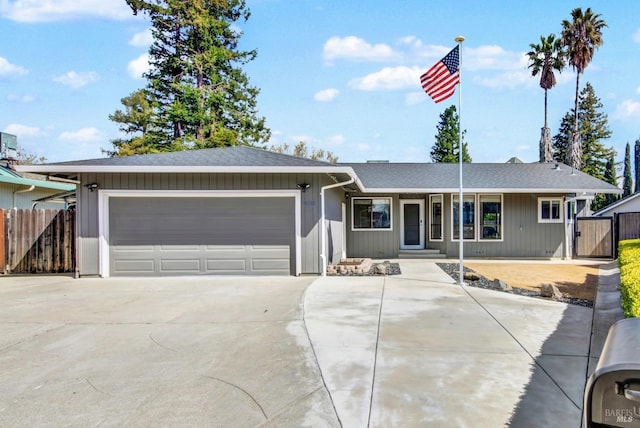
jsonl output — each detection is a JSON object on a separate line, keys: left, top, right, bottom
{"left": 539, "top": 127, "right": 553, "bottom": 163}
{"left": 568, "top": 73, "right": 582, "bottom": 169}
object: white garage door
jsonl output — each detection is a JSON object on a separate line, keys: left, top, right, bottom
{"left": 108, "top": 196, "right": 294, "bottom": 276}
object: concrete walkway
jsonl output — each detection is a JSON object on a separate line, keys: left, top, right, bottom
{"left": 304, "top": 260, "right": 594, "bottom": 427}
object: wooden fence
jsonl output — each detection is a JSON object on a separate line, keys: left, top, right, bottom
{"left": 2, "top": 209, "right": 75, "bottom": 274}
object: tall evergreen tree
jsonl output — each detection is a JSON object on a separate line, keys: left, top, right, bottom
{"left": 597, "top": 153, "right": 619, "bottom": 210}
{"left": 109, "top": 0, "right": 270, "bottom": 156}
{"left": 527, "top": 34, "right": 565, "bottom": 163}
{"left": 430, "top": 105, "right": 471, "bottom": 163}
{"left": 635, "top": 138, "right": 640, "bottom": 193}
{"left": 552, "top": 82, "right": 613, "bottom": 180}
{"left": 561, "top": 7, "right": 607, "bottom": 169}
{"left": 623, "top": 142, "right": 633, "bottom": 197}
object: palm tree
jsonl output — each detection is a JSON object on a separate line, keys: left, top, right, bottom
{"left": 561, "top": 7, "right": 607, "bottom": 169}
{"left": 527, "top": 34, "right": 565, "bottom": 163}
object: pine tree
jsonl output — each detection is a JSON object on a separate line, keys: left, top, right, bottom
{"left": 109, "top": 0, "right": 270, "bottom": 155}
{"left": 623, "top": 142, "right": 633, "bottom": 197}
{"left": 553, "top": 82, "right": 613, "bottom": 180}
{"left": 592, "top": 153, "right": 618, "bottom": 211}
{"left": 430, "top": 105, "right": 471, "bottom": 163}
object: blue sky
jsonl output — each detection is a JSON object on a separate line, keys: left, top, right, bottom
{"left": 1, "top": 1, "right": 639, "bottom": 167}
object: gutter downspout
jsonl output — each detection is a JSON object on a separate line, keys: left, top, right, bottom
{"left": 13, "top": 185, "right": 35, "bottom": 209}
{"left": 320, "top": 176, "right": 355, "bottom": 276}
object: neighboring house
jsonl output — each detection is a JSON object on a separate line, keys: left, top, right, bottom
{"left": 0, "top": 164, "right": 75, "bottom": 209}
{"left": 593, "top": 193, "right": 640, "bottom": 217}
{"left": 18, "top": 146, "right": 620, "bottom": 278}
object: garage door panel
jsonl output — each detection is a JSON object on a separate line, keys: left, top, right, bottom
{"left": 206, "top": 259, "right": 246, "bottom": 272}
{"left": 113, "top": 259, "right": 155, "bottom": 273}
{"left": 109, "top": 197, "right": 294, "bottom": 276}
{"left": 160, "top": 259, "right": 201, "bottom": 272}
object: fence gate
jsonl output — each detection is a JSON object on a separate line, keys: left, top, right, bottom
{"left": 575, "top": 216, "right": 613, "bottom": 258}
{"left": 2, "top": 209, "right": 75, "bottom": 274}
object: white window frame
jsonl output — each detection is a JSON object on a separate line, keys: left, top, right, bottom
{"left": 351, "top": 197, "right": 393, "bottom": 231}
{"left": 451, "top": 194, "right": 477, "bottom": 242}
{"left": 429, "top": 194, "right": 444, "bottom": 242}
{"left": 538, "top": 197, "right": 564, "bottom": 223}
{"left": 478, "top": 194, "right": 503, "bottom": 242}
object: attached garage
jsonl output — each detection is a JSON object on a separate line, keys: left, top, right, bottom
{"left": 100, "top": 191, "right": 301, "bottom": 277}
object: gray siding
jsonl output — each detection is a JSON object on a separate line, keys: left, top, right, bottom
{"left": 346, "top": 194, "right": 399, "bottom": 259}
{"left": 445, "top": 193, "right": 565, "bottom": 257}
{"left": 348, "top": 193, "right": 567, "bottom": 259}
{"left": 77, "top": 172, "right": 332, "bottom": 276}
{"left": 325, "top": 187, "right": 345, "bottom": 265}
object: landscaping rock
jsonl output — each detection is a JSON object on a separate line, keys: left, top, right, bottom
{"left": 540, "top": 283, "right": 562, "bottom": 299}
{"left": 463, "top": 271, "right": 481, "bottom": 281}
{"left": 374, "top": 264, "right": 387, "bottom": 275}
{"left": 492, "top": 278, "right": 512, "bottom": 292}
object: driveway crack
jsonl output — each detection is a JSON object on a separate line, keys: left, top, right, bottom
{"left": 367, "top": 276, "right": 386, "bottom": 428}
{"left": 202, "top": 375, "right": 268, "bottom": 421}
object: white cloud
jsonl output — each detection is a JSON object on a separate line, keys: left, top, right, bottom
{"left": 127, "top": 53, "right": 150, "bottom": 79}
{"left": 405, "top": 91, "right": 426, "bottom": 105}
{"left": 323, "top": 36, "right": 397, "bottom": 63}
{"left": 328, "top": 134, "right": 344, "bottom": 145}
{"left": 7, "top": 94, "right": 35, "bottom": 103}
{"left": 3, "top": 123, "right": 45, "bottom": 138}
{"left": 349, "top": 66, "right": 423, "bottom": 91}
{"left": 52, "top": 71, "right": 98, "bottom": 89}
{"left": 613, "top": 99, "right": 640, "bottom": 121}
{"left": 0, "top": 0, "right": 133, "bottom": 22}
{"left": 59, "top": 127, "right": 103, "bottom": 142}
{"left": 314, "top": 88, "right": 339, "bottom": 102}
{"left": 633, "top": 28, "right": 640, "bottom": 44}
{"left": 0, "top": 56, "right": 28, "bottom": 77}
{"left": 129, "top": 28, "right": 153, "bottom": 47}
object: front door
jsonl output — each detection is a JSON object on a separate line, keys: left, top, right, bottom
{"left": 400, "top": 199, "right": 425, "bottom": 249}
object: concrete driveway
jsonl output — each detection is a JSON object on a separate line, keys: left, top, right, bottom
{"left": 1, "top": 261, "right": 594, "bottom": 427}
{"left": 0, "top": 275, "right": 337, "bottom": 427}
{"left": 305, "top": 260, "right": 592, "bottom": 427}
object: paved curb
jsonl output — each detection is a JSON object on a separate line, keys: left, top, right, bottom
{"left": 588, "top": 260, "right": 624, "bottom": 376}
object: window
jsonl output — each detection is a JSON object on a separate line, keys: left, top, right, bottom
{"left": 452, "top": 195, "right": 475, "bottom": 240}
{"left": 538, "top": 198, "right": 563, "bottom": 223}
{"left": 352, "top": 198, "right": 392, "bottom": 230}
{"left": 429, "top": 194, "right": 443, "bottom": 241}
{"left": 479, "top": 195, "right": 502, "bottom": 240}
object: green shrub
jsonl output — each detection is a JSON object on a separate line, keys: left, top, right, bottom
{"left": 618, "top": 239, "right": 640, "bottom": 318}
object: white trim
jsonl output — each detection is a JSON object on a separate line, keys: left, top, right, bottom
{"left": 351, "top": 196, "right": 393, "bottom": 232}
{"left": 341, "top": 202, "right": 347, "bottom": 260}
{"left": 355, "top": 187, "right": 606, "bottom": 194}
{"left": 538, "top": 197, "right": 564, "bottom": 223}
{"left": 18, "top": 164, "right": 359, "bottom": 176}
{"left": 429, "top": 194, "right": 444, "bottom": 242}
{"left": 97, "top": 189, "right": 301, "bottom": 278}
{"left": 400, "top": 199, "right": 425, "bottom": 249}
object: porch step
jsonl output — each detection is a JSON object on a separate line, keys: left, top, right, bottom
{"left": 398, "top": 249, "right": 446, "bottom": 259}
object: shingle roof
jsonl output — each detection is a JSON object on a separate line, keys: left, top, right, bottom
{"left": 16, "top": 146, "right": 620, "bottom": 194}
{"left": 48, "top": 145, "right": 335, "bottom": 168}
{"left": 344, "top": 162, "right": 621, "bottom": 193}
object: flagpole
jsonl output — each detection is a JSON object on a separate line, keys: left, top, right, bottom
{"left": 455, "top": 35, "right": 465, "bottom": 286}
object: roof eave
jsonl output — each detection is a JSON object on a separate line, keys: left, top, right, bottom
{"left": 354, "top": 187, "right": 621, "bottom": 194}
{"left": 16, "top": 165, "right": 357, "bottom": 175}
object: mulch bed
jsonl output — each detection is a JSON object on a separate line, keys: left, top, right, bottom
{"left": 436, "top": 263, "right": 593, "bottom": 308}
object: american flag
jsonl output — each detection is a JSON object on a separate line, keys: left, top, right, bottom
{"left": 420, "top": 46, "right": 460, "bottom": 103}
